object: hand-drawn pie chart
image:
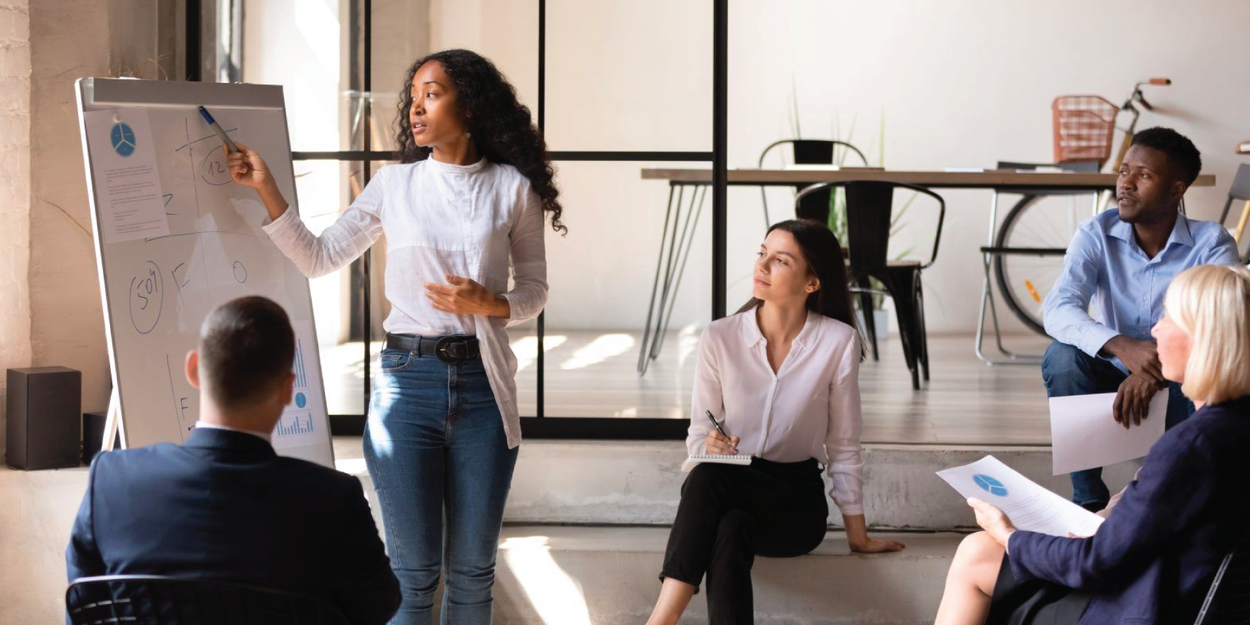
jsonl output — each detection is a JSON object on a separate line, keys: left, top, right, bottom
{"left": 111, "top": 122, "right": 137, "bottom": 157}
{"left": 973, "top": 474, "right": 1008, "bottom": 497}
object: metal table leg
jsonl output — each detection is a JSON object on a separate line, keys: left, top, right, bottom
{"left": 974, "top": 189, "right": 1043, "bottom": 365}
{"left": 637, "top": 184, "right": 680, "bottom": 376}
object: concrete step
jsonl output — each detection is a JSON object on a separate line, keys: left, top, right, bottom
{"left": 334, "top": 438, "right": 1139, "bottom": 531}
{"left": 492, "top": 525, "right": 961, "bottom": 625}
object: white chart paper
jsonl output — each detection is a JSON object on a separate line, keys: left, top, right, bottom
{"left": 271, "top": 320, "right": 326, "bottom": 450}
{"left": 937, "top": 455, "right": 1105, "bottom": 538}
{"left": 1049, "top": 391, "right": 1166, "bottom": 475}
{"left": 85, "top": 109, "right": 169, "bottom": 243}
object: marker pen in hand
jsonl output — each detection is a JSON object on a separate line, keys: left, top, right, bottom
{"left": 198, "top": 106, "right": 239, "bottom": 153}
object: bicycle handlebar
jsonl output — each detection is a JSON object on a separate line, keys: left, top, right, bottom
{"left": 1148, "top": 78, "right": 1172, "bottom": 85}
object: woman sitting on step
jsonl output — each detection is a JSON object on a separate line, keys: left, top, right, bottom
{"left": 935, "top": 264, "right": 1250, "bottom": 625}
{"left": 646, "top": 219, "right": 905, "bottom": 625}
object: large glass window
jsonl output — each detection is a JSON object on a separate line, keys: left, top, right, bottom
{"left": 208, "top": 0, "right": 715, "bottom": 432}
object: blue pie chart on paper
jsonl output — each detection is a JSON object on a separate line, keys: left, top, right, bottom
{"left": 295, "top": 392, "right": 307, "bottom": 409}
{"left": 110, "top": 122, "right": 137, "bottom": 157}
{"left": 973, "top": 474, "right": 1008, "bottom": 497}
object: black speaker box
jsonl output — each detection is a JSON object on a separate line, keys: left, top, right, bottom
{"left": 6, "top": 367, "right": 82, "bottom": 470}
{"left": 82, "top": 411, "right": 120, "bottom": 465}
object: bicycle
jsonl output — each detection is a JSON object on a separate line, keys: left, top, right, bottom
{"left": 993, "top": 78, "right": 1171, "bottom": 335}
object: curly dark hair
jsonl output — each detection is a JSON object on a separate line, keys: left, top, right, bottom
{"left": 394, "top": 49, "right": 566, "bottom": 234}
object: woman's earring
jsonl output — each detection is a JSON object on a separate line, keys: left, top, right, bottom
{"left": 465, "top": 131, "right": 472, "bottom": 139}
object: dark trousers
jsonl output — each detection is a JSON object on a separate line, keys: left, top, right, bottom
{"left": 1040, "top": 341, "right": 1193, "bottom": 510}
{"left": 659, "top": 459, "right": 829, "bottom": 624}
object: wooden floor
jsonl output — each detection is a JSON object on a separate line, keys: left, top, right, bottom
{"left": 323, "top": 330, "right": 1055, "bottom": 446}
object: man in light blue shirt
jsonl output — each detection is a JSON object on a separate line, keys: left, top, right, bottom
{"left": 1041, "top": 127, "right": 1239, "bottom": 511}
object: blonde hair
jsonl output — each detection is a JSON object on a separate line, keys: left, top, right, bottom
{"left": 1164, "top": 264, "right": 1250, "bottom": 405}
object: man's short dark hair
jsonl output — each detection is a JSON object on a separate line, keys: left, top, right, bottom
{"left": 1130, "top": 127, "right": 1202, "bottom": 187}
{"left": 198, "top": 296, "right": 295, "bottom": 409}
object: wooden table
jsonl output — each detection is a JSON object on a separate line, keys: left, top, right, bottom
{"left": 636, "top": 168, "right": 1217, "bottom": 372}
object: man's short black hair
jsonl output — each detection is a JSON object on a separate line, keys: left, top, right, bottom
{"left": 198, "top": 296, "right": 295, "bottom": 409}
{"left": 1130, "top": 127, "right": 1202, "bottom": 187}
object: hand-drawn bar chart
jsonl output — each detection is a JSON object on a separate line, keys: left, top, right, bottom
{"left": 275, "top": 413, "right": 315, "bottom": 436}
{"left": 293, "top": 338, "right": 308, "bottom": 388}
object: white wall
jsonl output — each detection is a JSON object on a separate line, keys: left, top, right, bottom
{"left": 27, "top": 0, "right": 112, "bottom": 418}
{"left": 0, "top": 0, "right": 32, "bottom": 456}
{"left": 429, "top": 0, "right": 1250, "bottom": 334}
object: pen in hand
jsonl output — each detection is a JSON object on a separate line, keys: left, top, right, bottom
{"left": 705, "top": 410, "right": 739, "bottom": 455}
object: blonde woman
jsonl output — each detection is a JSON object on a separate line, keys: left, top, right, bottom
{"left": 935, "top": 264, "right": 1250, "bottom": 625}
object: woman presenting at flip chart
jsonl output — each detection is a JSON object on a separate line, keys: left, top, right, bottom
{"left": 225, "top": 49, "right": 564, "bottom": 625}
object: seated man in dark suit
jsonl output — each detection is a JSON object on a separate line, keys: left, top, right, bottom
{"left": 67, "top": 296, "right": 400, "bottom": 624}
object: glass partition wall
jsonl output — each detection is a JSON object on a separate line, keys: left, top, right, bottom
{"left": 195, "top": 0, "right": 729, "bottom": 438}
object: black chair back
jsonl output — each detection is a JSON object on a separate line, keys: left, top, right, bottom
{"left": 757, "top": 139, "right": 869, "bottom": 228}
{"left": 66, "top": 575, "right": 350, "bottom": 625}
{"left": 1196, "top": 536, "right": 1250, "bottom": 625}
{"left": 796, "top": 180, "right": 946, "bottom": 271}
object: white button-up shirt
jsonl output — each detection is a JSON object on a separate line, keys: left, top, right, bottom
{"left": 262, "top": 157, "right": 548, "bottom": 448}
{"left": 685, "top": 308, "right": 865, "bottom": 515}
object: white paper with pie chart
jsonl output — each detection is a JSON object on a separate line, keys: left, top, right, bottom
{"left": 936, "top": 455, "right": 1105, "bottom": 538}
{"left": 83, "top": 108, "right": 170, "bottom": 243}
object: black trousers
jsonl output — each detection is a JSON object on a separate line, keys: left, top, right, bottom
{"left": 659, "top": 458, "right": 829, "bottom": 624}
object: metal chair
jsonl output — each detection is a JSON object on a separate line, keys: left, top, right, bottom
{"left": 1195, "top": 536, "right": 1250, "bottom": 625}
{"left": 635, "top": 139, "right": 869, "bottom": 377}
{"left": 1216, "top": 164, "right": 1250, "bottom": 259}
{"left": 66, "top": 575, "right": 351, "bottom": 625}
{"left": 796, "top": 181, "right": 945, "bottom": 389}
{"left": 758, "top": 139, "right": 868, "bottom": 227}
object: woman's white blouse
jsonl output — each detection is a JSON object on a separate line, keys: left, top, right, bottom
{"left": 262, "top": 157, "right": 547, "bottom": 448}
{"left": 686, "top": 308, "right": 865, "bottom": 515}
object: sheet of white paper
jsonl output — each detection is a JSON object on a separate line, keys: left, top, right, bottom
{"left": 85, "top": 109, "right": 169, "bottom": 243}
{"left": 271, "top": 320, "right": 326, "bottom": 450}
{"left": 937, "top": 455, "right": 1105, "bottom": 538}
{"left": 1049, "top": 390, "right": 1166, "bottom": 475}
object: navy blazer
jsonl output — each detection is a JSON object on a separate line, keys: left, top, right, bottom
{"left": 66, "top": 428, "right": 400, "bottom": 625}
{"left": 1007, "top": 396, "right": 1250, "bottom": 624}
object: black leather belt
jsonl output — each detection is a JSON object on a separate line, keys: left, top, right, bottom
{"left": 384, "top": 333, "right": 481, "bottom": 363}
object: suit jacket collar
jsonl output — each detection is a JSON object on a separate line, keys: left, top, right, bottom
{"left": 183, "top": 427, "right": 277, "bottom": 459}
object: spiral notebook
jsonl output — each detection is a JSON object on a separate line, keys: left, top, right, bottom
{"left": 680, "top": 454, "right": 753, "bottom": 473}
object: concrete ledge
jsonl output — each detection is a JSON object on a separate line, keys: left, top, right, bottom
{"left": 503, "top": 441, "right": 1139, "bottom": 530}
{"left": 493, "top": 525, "right": 961, "bottom": 625}
{"left": 335, "top": 438, "right": 1140, "bottom": 531}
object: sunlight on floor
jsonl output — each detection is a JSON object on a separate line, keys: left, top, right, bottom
{"left": 334, "top": 457, "right": 367, "bottom": 475}
{"left": 559, "top": 333, "right": 635, "bottom": 371}
{"left": 499, "top": 536, "right": 593, "bottom": 625}
{"left": 511, "top": 335, "right": 569, "bottom": 372}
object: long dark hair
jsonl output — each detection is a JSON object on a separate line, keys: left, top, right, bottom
{"left": 737, "top": 219, "right": 865, "bottom": 360}
{"left": 394, "top": 49, "right": 566, "bottom": 234}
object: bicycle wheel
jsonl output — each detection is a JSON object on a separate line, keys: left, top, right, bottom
{"left": 993, "top": 194, "right": 1087, "bottom": 336}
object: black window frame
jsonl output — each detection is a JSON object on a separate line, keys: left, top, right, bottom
{"left": 189, "top": 0, "right": 730, "bottom": 440}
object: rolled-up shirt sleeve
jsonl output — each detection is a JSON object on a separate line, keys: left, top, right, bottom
{"left": 685, "top": 332, "right": 723, "bottom": 458}
{"left": 501, "top": 188, "right": 548, "bottom": 326}
{"left": 1042, "top": 224, "right": 1118, "bottom": 358}
{"left": 824, "top": 335, "right": 864, "bottom": 516}
{"left": 261, "top": 167, "right": 386, "bottom": 278}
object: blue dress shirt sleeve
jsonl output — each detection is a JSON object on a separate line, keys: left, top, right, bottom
{"left": 1042, "top": 224, "right": 1119, "bottom": 358}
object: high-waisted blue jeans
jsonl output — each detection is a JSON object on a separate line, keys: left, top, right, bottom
{"left": 363, "top": 350, "right": 518, "bottom": 625}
